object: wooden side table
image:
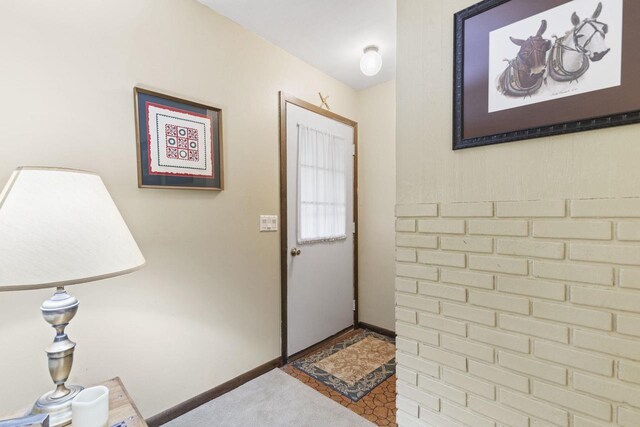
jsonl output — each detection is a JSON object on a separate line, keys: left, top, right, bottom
{"left": 97, "top": 377, "right": 147, "bottom": 427}
{"left": 3, "top": 377, "right": 147, "bottom": 427}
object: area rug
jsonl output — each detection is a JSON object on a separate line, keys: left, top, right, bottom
{"left": 291, "top": 330, "right": 395, "bottom": 401}
{"left": 162, "top": 369, "right": 375, "bottom": 427}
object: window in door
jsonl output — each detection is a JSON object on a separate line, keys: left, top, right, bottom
{"left": 297, "top": 124, "right": 347, "bottom": 244}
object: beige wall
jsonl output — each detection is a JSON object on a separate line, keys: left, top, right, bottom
{"left": 0, "top": 0, "right": 361, "bottom": 417}
{"left": 397, "top": 0, "right": 640, "bottom": 205}
{"left": 357, "top": 80, "right": 396, "bottom": 331}
{"left": 396, "top": 1, "right": 640, "bottom": 426}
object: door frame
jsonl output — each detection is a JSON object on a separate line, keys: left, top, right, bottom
{"left": 278, "top": 91, "right": 359, "bottom": 364}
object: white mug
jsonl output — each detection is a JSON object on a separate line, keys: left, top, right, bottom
{"left": 71, "top": 386, "right": 109, "bottom": 427}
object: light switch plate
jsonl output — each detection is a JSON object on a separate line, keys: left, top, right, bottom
{"left": 260, "top": 215, "right": 278, "bottom": 232}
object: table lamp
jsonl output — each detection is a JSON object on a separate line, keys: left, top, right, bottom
{"left": 0, "top": 167, "right": 145, "bottom": 427}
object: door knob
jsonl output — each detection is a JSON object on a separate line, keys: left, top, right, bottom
{"left": 290, "top": 248, "right": 301, "bottom": 256}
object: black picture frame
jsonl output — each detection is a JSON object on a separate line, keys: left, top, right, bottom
{"left": 134, "top": 87, "right": 224, "bottom": 190}
{"left": 453, "top": 0, "right": 640, "bottom": 150}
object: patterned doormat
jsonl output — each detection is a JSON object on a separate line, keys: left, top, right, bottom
{"left": 291, "top": 330, "right": 395, "bottom": 401}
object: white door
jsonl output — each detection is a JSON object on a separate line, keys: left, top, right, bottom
{"left": 286, "top": 102, "right": 355, "bottom": 357}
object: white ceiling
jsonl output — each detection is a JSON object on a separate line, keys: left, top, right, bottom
{"left": 198, "top": 0, "right": 396, "bottom": 91}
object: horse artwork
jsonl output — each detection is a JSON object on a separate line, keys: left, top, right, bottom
{"left": 493, "top": 1, "right": 615, "bottom": 106}
{"left": 456, "top": 0, "right": 632, "bottom": 149}
{"left": 548, "top": 2, "right": 611, "bottom": 83}
{"left": 497, "top": 20, "right": 552, "bottom": 97}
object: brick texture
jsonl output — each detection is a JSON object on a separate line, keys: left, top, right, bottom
{"left": 395, "top": 199, "right": 640, "bottom": 427}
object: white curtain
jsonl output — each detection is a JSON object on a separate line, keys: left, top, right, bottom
{"left": 297, "top": 123, "right": 347, "bottom": 243}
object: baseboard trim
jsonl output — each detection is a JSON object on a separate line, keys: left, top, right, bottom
{"left": 358, "top": 322, "right": 395, "bottom": 338}
{"left": 146, "top": 357, "right": 281, "bottom": 427}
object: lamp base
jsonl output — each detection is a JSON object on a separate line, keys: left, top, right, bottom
{"left": 30, "top": 287, "right": 84, "bottom": 427}
{"left": 31, "top": 385, "right": 83, "bottom": 427}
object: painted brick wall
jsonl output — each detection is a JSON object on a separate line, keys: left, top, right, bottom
{"left": 394, "top": 199, "right": 640, "bottom": 427}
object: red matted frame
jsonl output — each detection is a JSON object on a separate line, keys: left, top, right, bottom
{"left": 144, "top": 101, "right": 214, "bottom": 179}
{"left": 134, "top": 87, "right": 223, "bottom": 190}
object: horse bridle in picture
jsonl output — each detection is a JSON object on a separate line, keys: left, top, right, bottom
{"left": 573, "top": 19, "right": 609, "bottom": 54}
{"left": 499, "top": 20, "right": 552, "bottom": 97}
{"left": 517, "top": 37, "right": 552, "bottom": 66}
{"left": 500, "top": 59, "right": 544, "bottom": 97}
{"left": 549, "top": 33, "right": 590, "bottom": 82}
{"left": 549, "top": 15, "right": 608, "bottom": 82}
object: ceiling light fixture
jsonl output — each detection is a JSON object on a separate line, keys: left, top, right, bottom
{"left": 359, "top": 45, "right": 382, "bottom": 77}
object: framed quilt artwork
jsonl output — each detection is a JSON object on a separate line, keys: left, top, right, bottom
{"left": 134, "top": 87, "right": 223, "bottom": 190}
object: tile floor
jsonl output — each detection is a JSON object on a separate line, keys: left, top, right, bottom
{"left": 281, "top": 329, "right": 397, "bottom": 427}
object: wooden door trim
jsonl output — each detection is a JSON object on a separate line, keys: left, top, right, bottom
{"left": 278, "top": 91, "right": 359, "bottom": 364}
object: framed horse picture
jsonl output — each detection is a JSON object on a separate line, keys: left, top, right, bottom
{"left": 453, "top": 0, "right": 640, "bottom": 150}
{"left": 134, "top": 87, "right": 224, "bottom": 190}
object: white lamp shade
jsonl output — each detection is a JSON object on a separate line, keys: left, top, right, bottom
{"left": 360, "top": 46, "right": 382, "bottom": 77}
{"left": 0, "top": 167, "right": 145, "bottom": 291}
